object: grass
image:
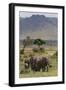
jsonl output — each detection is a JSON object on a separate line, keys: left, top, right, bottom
{"left": 19, "top": 46, "right": 58, "bottom": 78}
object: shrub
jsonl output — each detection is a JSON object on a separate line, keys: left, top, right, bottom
{"left": 29, "top": 53, "right": 34, "bottom": 57}
{"left": 20, "top": 49, "right": 24, "bottom": 54}
{"left": 32, "top": 48, "right": 39, "bottom": 52}
{"left": 24, "top": 55, "right": 27, "bottom": 58}
{"left": 20, "top": 69, "right": 30, "bottom": 74}
{"left": 40, "top": 47, "right": 45, "bottom": 52}
{"left": 51, "top": 51, "right": 58, "bottom": 59}
{"left": 55, "top": 51, "right": 58, "bottom": 56}
{"left": 53, "top": 51, "right": 58, "bottom": 57}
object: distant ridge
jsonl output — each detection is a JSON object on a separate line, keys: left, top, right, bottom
{"left": 20, "top": 39, "right": 57, "bottom": 48}
{"left": 20, "top": 15, "right": 58, "bottom": 40}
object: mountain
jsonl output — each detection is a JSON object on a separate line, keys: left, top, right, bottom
{"left": 19, "top": 15, "right": 58, "bottom": 40}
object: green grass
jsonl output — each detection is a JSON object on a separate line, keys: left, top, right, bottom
{"left": 19, "top": 46, "right": 58, "bottom": 78}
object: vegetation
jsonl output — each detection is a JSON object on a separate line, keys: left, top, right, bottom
{"left": 33, "top": 39, "right": 46, "bottom": 50}
{"left": 19, "top": 36, "right": 58, "bottom": 78}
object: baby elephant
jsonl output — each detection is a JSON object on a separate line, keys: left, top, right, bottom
{"left": 24, "top": 59, "right": 30, "bottom": 69}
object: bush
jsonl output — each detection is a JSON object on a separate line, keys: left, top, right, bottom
{"left": 51, "top": 51, "right": 58, "bottom": 59}
{"left": 40, "top": 47, "right": 45, "bottom": 52}
{"left": 20, "top": 69, "right": 30, "bottom": 74}
{"left": 55, "top": 51, "right": 58, "bottom": 56}
{"left": 24, "top": 55, "right": 27, "bottom": 58}
{"left": 53, "top": 51, "right": 58, "bottom": 57}
{"left": 20, "top": 56, "right": 24, "bottom": 61}
{"left": 20, "top": 49, "right": 24, "bottom": 54}
{"left": 32, "top": 48, "right": 39, "bottom": 52}
{"left": 29, "top": 53, "right": 34, "bottom": 57}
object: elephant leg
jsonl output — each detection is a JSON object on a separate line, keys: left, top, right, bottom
{"left": 42, "top": 67, "right": 45, "bottom": 72}
{"left": 46, "top": 65, "right": 49, "bottom": 72}
{"left": 37, "top": 68, "right": 40, "bottom": 72}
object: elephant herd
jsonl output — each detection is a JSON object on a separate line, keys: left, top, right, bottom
{"left": 24, "top": 56, "right": 52, "bottom": 72}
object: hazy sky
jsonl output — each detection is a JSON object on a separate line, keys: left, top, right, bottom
{"left": 19, "top": 11, "right": 58, "bottom": 18}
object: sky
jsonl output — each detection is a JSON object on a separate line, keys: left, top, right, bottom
{"left": 19, "top": 11, "right": 58, "bottom": 18}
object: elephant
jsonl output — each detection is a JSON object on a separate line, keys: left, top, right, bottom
{"left": 24, "top": 59, "right": 30, "bottom": 69}
{"left": 30, "top": 57, "right": 41, "bottom": 71}
{"left": 24, "top": 56, "right": 51, "bottom": 72}
{"left": 40, "top": 57, "right": 49, "bottom": 72}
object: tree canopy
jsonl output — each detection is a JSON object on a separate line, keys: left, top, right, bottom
{"left": 33, "top": 39, "right": 46, "bottom": 47}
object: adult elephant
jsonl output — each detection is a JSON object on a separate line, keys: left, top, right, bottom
{"left": 40, "top": 57, "right": 50, "bottom": 72}
{"left": 24, "top": 56, "right": 51, "bottom": 72}
{"left": 24, "top": 57, "right": 41, "bottom": 71}
{"left": 30, "top": 57, "right": 41, "bottom": 71}
{"left": 29, "top": 56, "right": 50, "bottom": 72}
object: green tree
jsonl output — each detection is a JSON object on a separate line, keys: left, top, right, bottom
{"left": 33, "top": 39, "right": 46, "bottom": 50}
